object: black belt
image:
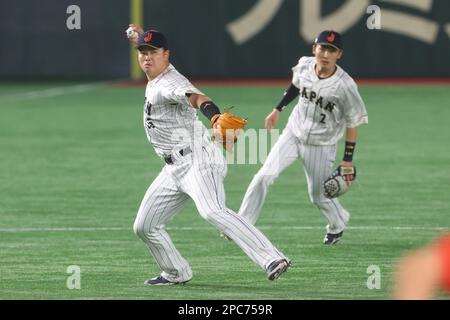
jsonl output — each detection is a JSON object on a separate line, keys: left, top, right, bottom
{"left": 163, "top": 146, "right": 192, "bottom": 165}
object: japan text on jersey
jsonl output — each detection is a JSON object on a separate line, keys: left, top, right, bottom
{"left": 287, "top": 57, "right": 368, "bottom": 146}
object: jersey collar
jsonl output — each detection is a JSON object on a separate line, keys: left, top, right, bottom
{"left": 311, "top": 62, "right": 343, "bottom": 83}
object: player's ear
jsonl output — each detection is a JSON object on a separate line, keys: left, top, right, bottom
{"left": 163, "top": 49, "right": 170, "bottom": 59}
{"left": 337, "top": 49, "right": 343, "bottom": 59}
{"left": 312, "top": 44, "right": 316, "bottom": 55}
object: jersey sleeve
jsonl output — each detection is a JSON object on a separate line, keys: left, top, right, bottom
{"left": 291, "top": 56, "right": 309, "bottom": 89}
{"left": 163, "top": 78, "right": 204, "bottom": 106}
{"left": 341, "top": 80, "right": 368, "bottom": 128}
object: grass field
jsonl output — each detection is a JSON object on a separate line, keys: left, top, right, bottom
{"left": 0, "top": 81, "right": 449, "bottom": 300}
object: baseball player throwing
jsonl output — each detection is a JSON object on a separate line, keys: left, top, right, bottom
{"left": 127, "top": 25, "right": 290, "bottom": 285}
{"left": 238, "top": 30, "right": 368, "bottom": 245}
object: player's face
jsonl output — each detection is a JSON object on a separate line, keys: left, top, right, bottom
{"left": 138, "top": 48, "right": 170, "bottom": 79}
{"left": 313, "top": 44, "right": 342, "bottom": 70}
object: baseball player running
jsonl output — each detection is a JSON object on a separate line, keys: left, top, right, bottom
{"left": 238, "top": 30, "right": 368, "bottom": 245}
{"left": 127, "top": 25, "right": 290, "bottom": 285}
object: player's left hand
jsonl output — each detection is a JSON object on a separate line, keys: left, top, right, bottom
{"left": 211, "top": 111, "right": 247, "bottom": 152}
{"left": 339, "top": 161, "right": 356, "bottom": 184}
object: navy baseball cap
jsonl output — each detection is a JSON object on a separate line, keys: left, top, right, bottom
{"left": 137, "top": 30, "right": 169, "bottom": 50}
{"left": 314, "top": 30, "right": 343, "bottom": 50}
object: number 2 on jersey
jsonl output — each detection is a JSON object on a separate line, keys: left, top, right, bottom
{"left": 319, "top": 113, "right": 326, "bottom": 124}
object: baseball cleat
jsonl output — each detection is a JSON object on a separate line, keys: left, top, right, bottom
{"left": 266, "top": 259, "right": 290, "bottom": 280}
{"left": 144, "top": 275, "right": 189, "bottom": 286}
{"left": 323, "top": 231, "right": 344, "bottom": 245}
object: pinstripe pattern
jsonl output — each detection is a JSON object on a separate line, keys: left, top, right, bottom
{"left": 180, "top": 143, "right": 286, "bottom": 268}
{"left": 239, "top": 128, "right": 300, "bottom": 225}
{"left": 287, "top": 56, "right": 368, "bottom": 146}
{"left": 301, "top": 143, "right": 350, "bottom": 234}
{"left": 143, "top": 64, "right": 206, "bottom": 158}
{"left": 134, "top": 140, "right": 288, "bottom": 280}
{"left": 239, "top": 126, "right": 349, "bottom": 234}
{"left": 134, "top": 64, "right": 289, "bottom": 282}
{"left": 133, "top": 169, "right": 192, "bottom": 282}
{"left": 239, "top": 56, "right": 366, "bottom": 237}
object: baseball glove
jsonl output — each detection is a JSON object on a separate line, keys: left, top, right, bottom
{"left": 323, "top": 165, "right": 356, "bottom": 199}
{"left": 211, "top": 108, "right": 247, "bottom": 144}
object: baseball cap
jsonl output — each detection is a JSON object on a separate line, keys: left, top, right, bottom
{"left": 137, "top": 30, "right": 169, "bottom": 50}
{"left": 314, "top": 30, "right": 343, "bottom": 50}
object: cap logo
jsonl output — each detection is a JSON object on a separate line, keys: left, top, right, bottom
{"left": 327, "top": 33, "right": 335, "bottom": 42}
{"left": 144, "top": 32, "right": 153, "bottom": 43}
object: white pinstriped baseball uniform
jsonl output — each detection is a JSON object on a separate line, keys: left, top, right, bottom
{"left": 133, "top": 64, "right": 288, "bottom": 283}
{"left": 239, "top": 56, "right": 368, "bottom": 234}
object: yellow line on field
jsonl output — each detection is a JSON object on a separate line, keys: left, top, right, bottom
{"left": 130, "top": 0, "right": 143, "bottom": 80}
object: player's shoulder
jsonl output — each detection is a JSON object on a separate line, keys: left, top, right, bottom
{"left": 161, "top": 65, "right": 192, "bottom": 89}
{"left": 296, "top": 56, "right": 315, "bottom": 68}
{"left": 335, "top": 66, "right": 358, "bottom": 91}
{"left": 163, "top": 65, "right": 186, "bottom": 82}
{"left": 292, "top": 56, "right": 314, "bottom": 74}
{"left": 299, "top": 56, "right": 315, "bottom": 64}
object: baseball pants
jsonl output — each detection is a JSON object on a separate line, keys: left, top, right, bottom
{"left": 239, "top": 127, "right": 350, "bottom": 234}
{"left": 133, "top": 143, "right": 287, "bottom": 283}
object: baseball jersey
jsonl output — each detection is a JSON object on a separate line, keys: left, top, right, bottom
{"left": 286, "top": 56, "right": 368, "bottom": 145}
{"left": 143, "top": 64, "right": 207, "bottom": 157}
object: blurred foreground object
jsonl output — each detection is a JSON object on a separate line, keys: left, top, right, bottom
{"left": 394, "top": 233, "right": 450, "bottom": 299}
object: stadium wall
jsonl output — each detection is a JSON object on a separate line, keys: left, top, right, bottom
{"left": 1, "top": 0, "right": 449, "bottom": 80}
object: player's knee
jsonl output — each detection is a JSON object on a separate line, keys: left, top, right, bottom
{"left": 199, "top": 209, "right": 227, "bottom": 224}
{"left": 133, "top": 219, "right": 144, "bottom": 238}
{"left": 133, "top": 219, "right": 154, "bottom": 240}
{"left": 311, "top": 195, "right": 329, "bottom": 209}
{"left": 199, "top": 210, "right": 220, "bottom": 222}
{"left": 133, "top": 220, "right": 160, "bottom": 243}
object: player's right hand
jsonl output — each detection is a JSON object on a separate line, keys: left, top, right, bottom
{"left": 339, "top": 161, "right": 356, "bottom": 184}
{"left": 128, "top": 24, "right": 144, "bottom": 44}
{"left": 265, "top": 109, "right": 280, "bottom": 132}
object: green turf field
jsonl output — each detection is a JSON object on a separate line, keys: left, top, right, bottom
{"left": 0, "top": 82, "right": 449, "bottom": 299}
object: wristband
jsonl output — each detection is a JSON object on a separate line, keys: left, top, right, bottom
{"left": 343, "top": 141, "right": 356, "bottom": 162}
{"left": 199, "top": 101, "right": 221, "bottom": 121}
